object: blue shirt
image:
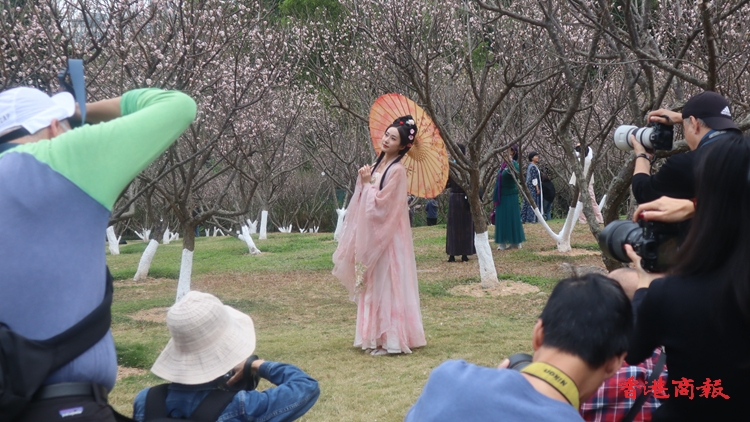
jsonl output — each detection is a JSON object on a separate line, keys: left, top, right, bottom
{"left": 406, "top": 360, "right": 583, "bottom": 422}
{"left": 132, "top": 362, "right": 319, "bottom": 422}
{"left": 0, "top": 89, "right": 196, "bottom": 390}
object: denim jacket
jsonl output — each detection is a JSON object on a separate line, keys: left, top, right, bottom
{"left": 132, "top": 361, "right": 319, "bottom": 422}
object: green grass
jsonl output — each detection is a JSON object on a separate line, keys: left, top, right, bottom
{"left": 106, "top": 223, "right": 604, "bottom": 420}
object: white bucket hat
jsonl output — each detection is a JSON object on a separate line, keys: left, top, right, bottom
{"left": 151, "top": 291, "right": 256, "bottom": 385}
{"left": 0, "top": 87, "right": 75, "bottom": 137}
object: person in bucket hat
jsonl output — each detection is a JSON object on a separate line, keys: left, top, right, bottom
{"left": 1, "top": 84, "right": 196, "bottom": 422}
{"left": 132, "top": 291, "right": 319, "bottom": 422}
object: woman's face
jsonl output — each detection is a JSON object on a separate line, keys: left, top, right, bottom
{"left": 532, "top": 154, "right": 540, "bottom": 164}
{"left": 381, "top": 127, "right": 404, "bottom": 156}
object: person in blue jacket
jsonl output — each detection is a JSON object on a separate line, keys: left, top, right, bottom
{"left": 132, "top": 291, "right": 319, "bottom": 422}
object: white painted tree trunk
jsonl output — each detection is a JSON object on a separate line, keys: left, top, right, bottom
{"left": 134, "top": 239, "right": 159, "bottom": 281}
{"left": 598, "top": 194, "right": 607, "bottom": 213}
{"left": 534, "top": 202, "right": 583, "bottom": 252}
{"left": 259, "top": 210, "right": 268, "bottom": 240}
{"left": 106, "top": 226, "right": 121, "bottom": 255}
{"left": 212, "top": 227, "right": 225, "bottom": 237}
{"left": 239, "top": 225, "right": 261, "bottom": 255}
{"left": 248, "top": 220, "right": 258, "bottom": 234}
{"left": 475, "top": 231, "right": 499, "bottom": 288}
{"left": 175, "top": 249, "right": 193, "bottom": 302}
{"left": 163, "top": 228, "right": 172, "bottom": 245}
{"left": 135, "top": 228, "right": 151, "bottom": 242}
{"left": 334, "top": 208, "right": 347, "bottom": 241}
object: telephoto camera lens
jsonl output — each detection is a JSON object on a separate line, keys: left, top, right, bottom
{"left": 613, "top": 122, "right": 674, "bottom": 151}
{"left": 613, "top": 126, "right": 656, "bottom": 151}
{"left": 598, "top": 220, "right": 643, "bottom": 263}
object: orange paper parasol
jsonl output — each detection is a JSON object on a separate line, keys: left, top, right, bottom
{"left": 369, "top": 94, "right": 449, "bottom": 199}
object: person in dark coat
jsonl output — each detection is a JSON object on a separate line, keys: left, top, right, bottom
{"left": 446, "top": 144, "right": 476, "bottom": 262}
{"left": 521, "top": 151, "right": 542, "bottom": 223}
{"left": 541, "top": 168, "right": 556, "bottom": 220}
{"left": 425, "top": 199, "right": 438, "bottom": 226}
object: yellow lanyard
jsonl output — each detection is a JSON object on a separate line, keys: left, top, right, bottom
{"left": 521, "top": 362, "right": 580, "bottom": 408}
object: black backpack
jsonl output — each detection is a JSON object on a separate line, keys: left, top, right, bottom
{"left": 0, "top": 269, "right": 113, "bottom": 422}
{"left": 143, "top": 385, "right": 236, "bottom": 422}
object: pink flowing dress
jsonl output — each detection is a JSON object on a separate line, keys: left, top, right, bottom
{"left": 332, "top": 163, "right": 426, "bottom": 353}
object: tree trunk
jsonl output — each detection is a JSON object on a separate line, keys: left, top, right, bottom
{"left": 134, "top": 239, "right": 159, "bottom": 281}
{"left": 334, "top": 208, "right": 347, "bottom": 241}
{"left": 259, "top": 210, "right": 268, "bottom": 240}
{"left": 106, "top": 226, "right": 120, "bottom": 255}
{"left": 466, "top": 181, "right": 497, "bottom": 288}
{"left": 239, "top": 225, "right": 261, "bottom": 255}
{"left": 176, "top": 225, "right": 196, "bottom": 302}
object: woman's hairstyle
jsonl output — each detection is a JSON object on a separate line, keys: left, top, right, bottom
{"left": 528, "top": 151, "right": 539, "bottom": 162}
{"left": 672, "top": 134, "right": 750, "bottom": 323}
{"left": 509, "top": 144, "right": 519, "bottom": 161}
{"left": 371, "top": 115, "right": 418, "bottom": 190}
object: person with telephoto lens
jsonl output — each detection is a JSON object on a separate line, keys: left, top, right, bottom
{"left": 624, "top": 135, "right": 750, "bottom": 421}
{"left": 609, "top": 91, "right": 742, "bottom": 297}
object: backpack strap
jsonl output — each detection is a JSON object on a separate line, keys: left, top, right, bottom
{"left": 143, "top": 384, "right": 235, "bottom": 422}
{"left": 621, "top": 349, "right": 667, "bottom": 422}
{"left": 188, "top": 389, "right": 236, "bottom": 422}
{"left": 0, "top": 268, "right": 114, "bottom": 420}
{"left": 48, "top": 268, "right": 114, "bottom": 371}
{"left": 143, "top": 384, "right": 170, "bottom": 420}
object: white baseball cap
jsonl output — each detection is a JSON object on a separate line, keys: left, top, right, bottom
{"left": 0, "top": 87, "right": 76, "bottom": 137}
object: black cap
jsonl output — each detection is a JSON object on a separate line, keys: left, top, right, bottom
{"left": 681, "top": 91, "right": 739, "bottom": 131}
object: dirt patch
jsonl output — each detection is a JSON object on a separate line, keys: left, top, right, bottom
{"left": 116, "top": 277, "right": 169, "bottom": 288}
{"left": 449, "top": 281, "right": 540, "bottom": 297}
{"left": 130, "top": 307, "right": 169, "bottom": 323}
{"left": 537, "top": 248, "right": 600, "bottom": 257}
{"left": 117, "top": 366, "right": 147, "bottom": 381}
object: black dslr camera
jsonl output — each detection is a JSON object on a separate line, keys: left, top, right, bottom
{"left": 598, "top": 219, "right": 681, "bottom": 273}
{"left": 217, "top": 355, "right": 261, "bottom": 392}
{"left": 506, "top": 353, "right": 533, "bottom": 371}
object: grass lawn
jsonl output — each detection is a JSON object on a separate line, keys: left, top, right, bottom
{"left": 107, "top": 220, "right": 605, "bottom": 421}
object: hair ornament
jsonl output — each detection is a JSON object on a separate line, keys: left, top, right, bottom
{"left": 409, "top": 129, "right": 415, "bottom": 134}
{"left": 407, "top": 143, "right": 413, "bottom": 147}
{"left": 406, "top": 119, "right": 415, "bottom": 126}
{"left": 399, "top": 121, "right": 404, "bottom": 125}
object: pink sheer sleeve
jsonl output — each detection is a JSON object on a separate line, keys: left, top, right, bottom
{"left": 354, "top": 165, "right": 407, "bottom": 267}
{"left": 332, "top": 175, "right": 364, "bottom": 297}
{"left": 332, "top": 164, "right": 408, "bottom": 299}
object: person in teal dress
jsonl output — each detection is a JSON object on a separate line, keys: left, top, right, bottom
{"left": 493, "top": 146, "right": 526, "bottom": 249}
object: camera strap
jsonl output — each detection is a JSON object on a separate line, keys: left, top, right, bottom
{"left": 57, "top": 59, "right": 86, "bottom": 126}
{"left": 520, "top": 362, "right": 579, "bottom": 408}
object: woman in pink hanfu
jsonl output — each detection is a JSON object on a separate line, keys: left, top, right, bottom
{"left": 332, "top": 115, "right": 426, "bottom": 356}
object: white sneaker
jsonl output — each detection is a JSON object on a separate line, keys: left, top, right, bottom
{"left": 497, "top": 244, "right": 507, "bottom": 250}
{"left": 370, "top": 348, "right": 388, "bottom": 356}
